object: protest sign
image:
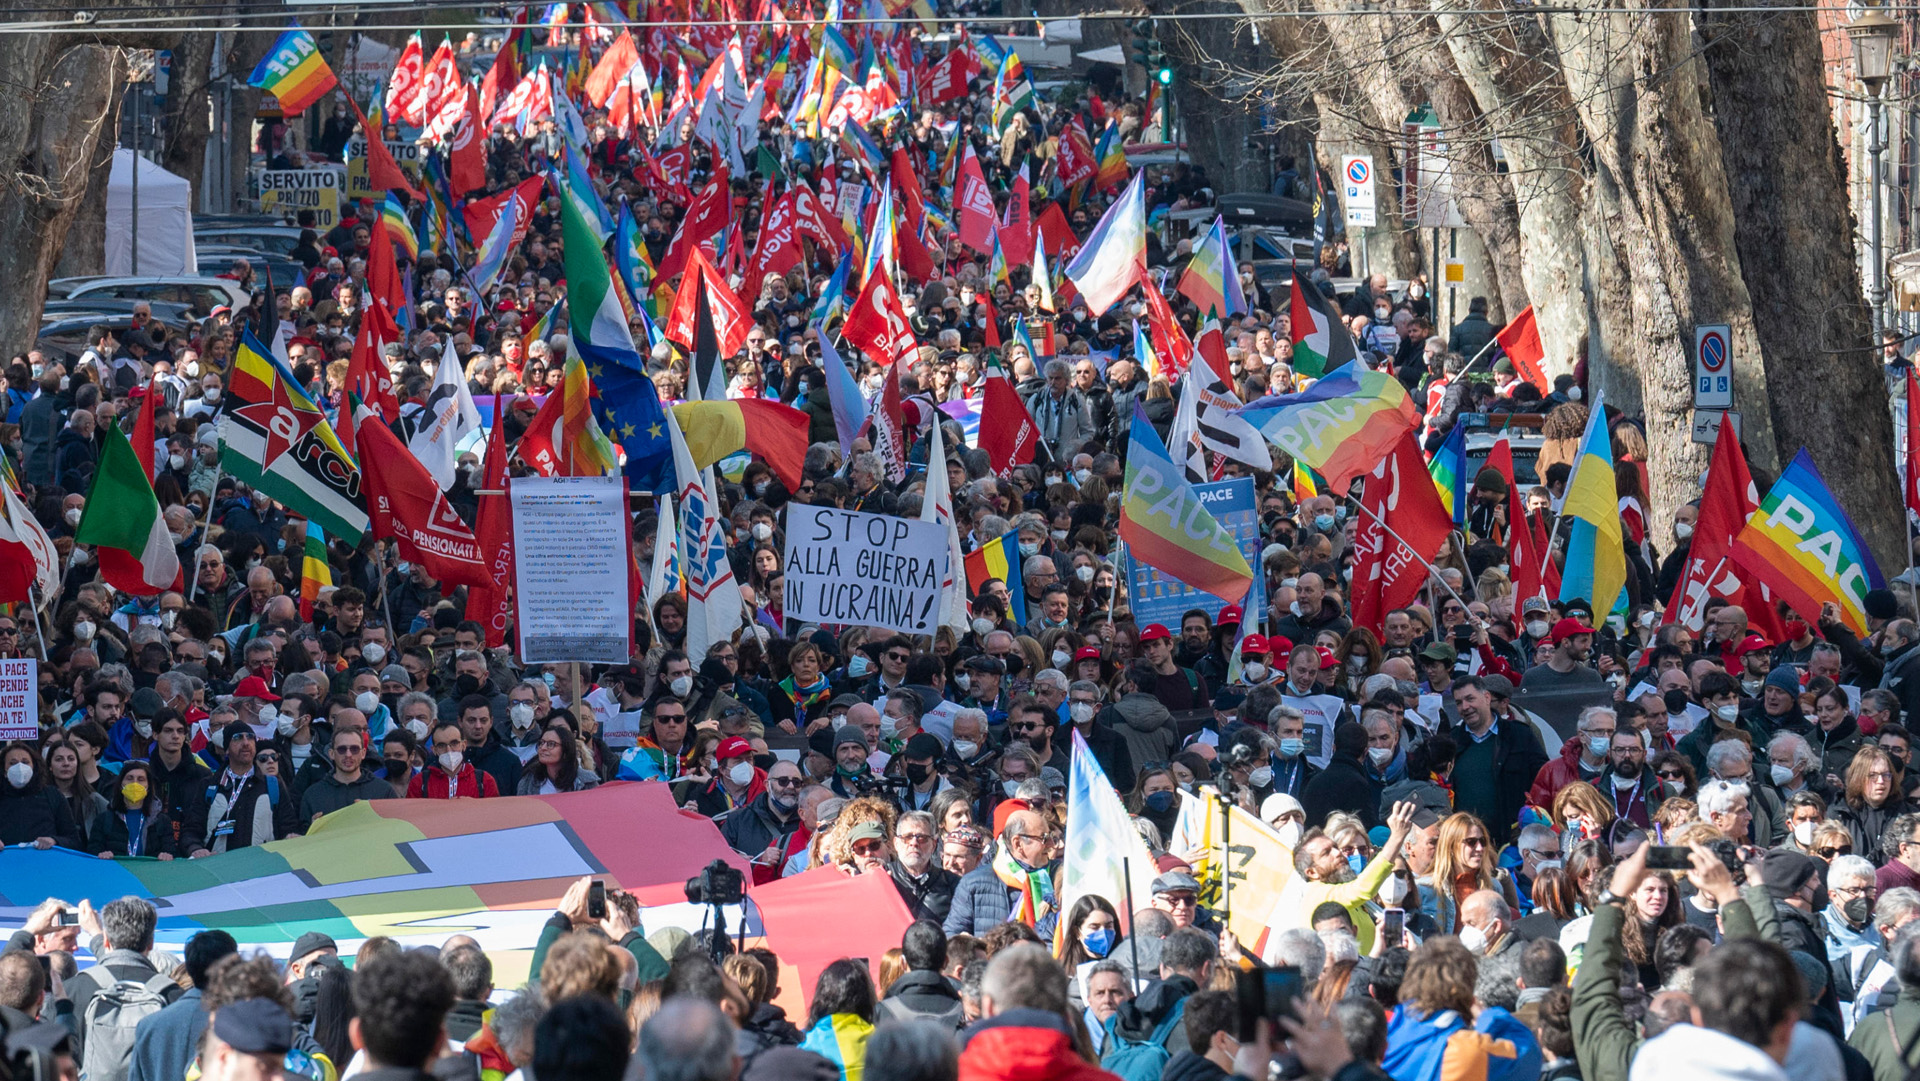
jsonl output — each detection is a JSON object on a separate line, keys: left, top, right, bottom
{"left": 784, "top": 505, "right": 945, "bottom": 634}
{"left": 346, "top": 135, "right": 424, "bottom": 198}
{"left": 257, "top": 166, "right": 345, "bottom": 228}
{"left": 1128, "top": 477, "right": 1262, "bottom": 627}
{"left": 511, "top": 476, "right": 632, "bottom": 664}
{"left": 0, "top": 658, "right": 35, "bottom": 741}
{"left": 1280, "top": 692, "right": 1347, "bottom": 768}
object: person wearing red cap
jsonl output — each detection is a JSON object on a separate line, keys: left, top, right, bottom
{"left": 1518, "top": 618, "right": 1606, "bottom": 694}
{"left": 1136, "top": 623, "right": 1209, "bottom": 712}
{"left": 693, "top": 736, "right": 765, "bottom": 817}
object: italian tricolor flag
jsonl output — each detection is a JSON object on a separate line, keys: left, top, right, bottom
{"left": 75, "top": 418, "right": 183, "bottom": 595}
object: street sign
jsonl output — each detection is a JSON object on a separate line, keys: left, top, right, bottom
{"left": 1694, "top": 324, "right": 1733, "bottom": 409}
{"left": 1341, "top": 154, "right": 1376, "bottom": 228}
{"left": 1444, "top": 260, "right": 1465, "bottom": 284}
{"left": 1691, "top": 410, "right": 1741, "bottom": 444}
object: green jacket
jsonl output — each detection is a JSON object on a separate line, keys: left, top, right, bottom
{"left": 529, "top": 912, "right": 670, "bottom": 986}
{"left": 1571, "top": 889, "right": 1763, "bottom": 1081}
{"left": 1849, "top": 985, "right": 1920, "bottom": 1081}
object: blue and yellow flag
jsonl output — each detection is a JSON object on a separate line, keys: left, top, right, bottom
{"left": 1429, "top": 422, "right": 1466, "bottom": 528}
{"left": 1557, "top": 390, "right": 1626, "bottom": 614}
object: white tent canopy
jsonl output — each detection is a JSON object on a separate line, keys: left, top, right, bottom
{"left": 105, "top": 148, "right": 197, "bottom": 277}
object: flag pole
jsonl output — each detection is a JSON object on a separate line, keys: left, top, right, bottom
{"left": 1122, "top": 855, "right": 1141, "bottom": 980}
{"left": 26, "top": 582, "right": 48, "bottom": 662}
{"left": 1349, "top": 497, "right": 1477, "bottom": 618}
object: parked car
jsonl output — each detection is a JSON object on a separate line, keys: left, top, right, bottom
{"left": 194, "top": 225, "right": 308, "bottom": 258}
{"left": 48, "top": 276, "right": 250, "bottom": 316}
{"left": 36, "top": 312, "right": 182, "bottom": 364}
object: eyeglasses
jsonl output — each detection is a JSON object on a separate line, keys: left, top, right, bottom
{"left": 1159, "top": 893, "right": 1198, "bottom": 907}
{"left": 536, "top": 738, "right": 563, "bottom": 750}
{"left": 1655, "top": 769, "right": 1687, "bottom": 780}
{"left": 1462, "top": 836, "right": 1488, "bottom": 848}
{"left": 766, "top": 776, "right": 800, "bottom": 788}
{"left": 885, "top": 652, "right": 910, "bottom": 662}
{"left": 897, "top": 831, "right": 933, "bottom": 843}
{"left": 851, "top": 840, "right": 888, "bottom": 856}
{"left": 655, "top": 714, "right": 687, "bottom": 724}
{"left": 1819, "top": 845, "right": 1855, "bottom": 858}
{"left": 333, "top": 744, "right": 363, "bottom": 755}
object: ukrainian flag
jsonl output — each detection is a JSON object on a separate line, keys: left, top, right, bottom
{"left": 964, "top": 529, "right": 1027, "bottom": 626}
{"left": 1557, "top": 390, "right": 1626, "bottom": 613}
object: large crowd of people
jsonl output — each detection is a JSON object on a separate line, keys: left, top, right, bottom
{"left": 2, "top": 6, "right": 1917, "bottom": 1081}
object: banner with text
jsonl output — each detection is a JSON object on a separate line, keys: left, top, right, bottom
{"left": 784, "top": 506, "right": 945, "bottom": 635}
{"left": 256, "top": 166, "right": 345, "bottom": 229}
{"left": 511, "top": 476, "right": 632, "bottom": 664}
{"left": 346, "top": 136, "right": 424, "bottom": 199}
{"left": 0, "top": 658, "right": 36, "bottom": 741}
{"left": 1128, "top": 477, "right": 1262, "bottom": 628}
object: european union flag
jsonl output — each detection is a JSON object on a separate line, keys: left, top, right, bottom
{"left": 588, "top": 357, "right": 673, "bottom": 494}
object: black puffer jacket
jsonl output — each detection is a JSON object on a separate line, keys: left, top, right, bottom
{"left": 0, "top": 779, "right": 80, "bottom": 849}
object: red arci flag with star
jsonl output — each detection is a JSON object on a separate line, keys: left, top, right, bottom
{"left": 842, "top": 265, "right": 918, "bottom": 367}
{"left": 219, "top": 329, "right": 369, "bottom": 544}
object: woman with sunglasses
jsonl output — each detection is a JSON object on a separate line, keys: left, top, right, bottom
{"left": 1431, "top": 812, "right": 1518, "bottom": 933}
{"left": 1648, "top": 751, "right": 1696, "bottom": 801}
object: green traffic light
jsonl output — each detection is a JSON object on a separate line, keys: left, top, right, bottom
{"left": 1156, "top": 66, "right": 1173, "bottom": 85}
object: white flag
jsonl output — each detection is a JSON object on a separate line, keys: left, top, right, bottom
{"left": 408, "top": 339, "right": 483, "bottom": 489}
{"left": 921, "top": 416, "right": 971, "bottom": 636}
{"left": 666, "top": 408, "right": 744, "bottom": 659}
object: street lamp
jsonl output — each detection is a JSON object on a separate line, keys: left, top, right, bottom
{"left": 1850, "top": 3, "right": 1897, "bottom": 341}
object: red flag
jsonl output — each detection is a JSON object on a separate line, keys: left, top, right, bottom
{"left": 386, "top": 36, "right": 426, "bottom": 126}
{"left": 1057, "top": 118, "right": 1096, "bottom": 188}
{"left": 873, "top": 371, "right": 908, "bottom": 481}
{"left": 896, "top": 220, "right": 936, "bottom": 285}
{"left": 792, "top": 184, "right": 851, "bottom": 252}
{"left": 955, "top": 146, "right": 996, "bottom": 255}
{"left": 1351, "top": 432, "right": 1452, "bottom": 634}
{"left": 979, "top": 373, "right": 1037, "bottom": 475}
{"left": 665, "top": 248, "right": 753, "bottom": 358}
{"left": 1493, "top": 305, "right": 1549, "bottom": 392}
{"left": 129, "top": 380, "right": 158, "bottom": 478}
{"left": 889, "top": 147, "right": 928, "bottom": 240}
{"left": 657, "top": 167, "right": 733, "bottom": 283}
{"left": 982, "top": 290, "right": 1001, "bottom": 350}
{"left": 516, "top": 378, "right": 571, "bottom": 476}
{"left": 1665, "top": 412, "right": 1784, "bottom": 643}
{"left": 1144, "top": 286, "right": 1193, "bottom": 378}
{"left": 466, "top": 411, "right": 514, "bottom": 648}
{"left": 585, "top": 31, "right": 640, "bottom": 107}
{"left": 345, "top": 97, "right": 423, "bottom": 200}
{"left": 340, "top": 300, "right": 399, "bottom": 462}
{"left": 420, "top": 38, "right": 462, "bottom": 125}
{"left": 927, "top": 49, "right": 977, "bottom": 103}
{"left": 1193, "top": 317, "right": 1231, "bottom": 387}
{"left": 1491, "top": 436, "right": 1554, "bottom": 607}
{"left": 448, "top": 85, "right": 486, "bottom": 196}
{"left": 364, "top": 216, "right": 408, "bottom": 321}
{"left": 354, "top": 401, "right": 491, "bottom": 589}
{"left": 1035, "top": 202, "right": 1081, "bottom": 265}
{"left": 743, "top": 191, "right": 802, "bottom": 297}
{"left": 842, "top": 267, "right": 917, "bottom": 365}
{"left": 478, "top": 10, "right": 528, "bottom": 122}
{"left": 999, "top": 167, "right": 1033, "bottom": 268}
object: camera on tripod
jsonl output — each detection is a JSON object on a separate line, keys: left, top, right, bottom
{"left": 685, "top": 858, "right": 746, "bottom": 906}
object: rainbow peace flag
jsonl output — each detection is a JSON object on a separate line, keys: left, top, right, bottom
{"left": 1234, "top": 360, "right": 1418, "bottom": 496}
{"left": 1093, "top": 120, "right": 1128, "bottom": 192}
{"left": 1119, "top": 403, "right": 1254, "bottom": 603}
{"left": 1429, "top": 422, "right": 1466, "bottom": 527}
{"left": 1557, "top": 389, "right": 1626, "bottom": 614}
{"left": 249, "top": 28, "right": 338, "bottom": 116}
{"left": 964, "top": 529, "right": 1027, "bottom": 626}
{"left": 298, "top": 521, "right": 330, "bottom": 622}
{"left": 1731, "top": 447, "right": 1886, "bottom": 635}
{"left": 1177, "top": 216, "right": 1245, "bottom": 319}
{"left": 380, "top": 194, "right": 418, "bottom": 261}
{"left": 1292, "top": 459, "right": 1317, "bottom": 504}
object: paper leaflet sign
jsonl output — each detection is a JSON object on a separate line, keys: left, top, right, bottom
{"left": 511, "top": 476, "right": 633, "bottom": 664}
{"left": 0, "top": 658, "right": 35, "bottom": 741}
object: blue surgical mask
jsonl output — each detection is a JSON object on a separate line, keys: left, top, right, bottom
{"left": 1277, "top": 738, "right": 1305, "bottom": 758}
{"left": 1083, "top": 927, "right": 1116, "bottom": 958}
{"left": 1018, "top": 541, "right": 1040, "bottom": 558}
{"left": 1347, "top": 852, "right": 1367, "bottom": 874}
{"left": 1144, "top": 790, "right": 1176, "bottom": 813}
{"left": 1313, "top": 514, "right": 1335, "bottom": 532}
{"left": 1586, "top": 735, "right": 1611, "bottom": 757}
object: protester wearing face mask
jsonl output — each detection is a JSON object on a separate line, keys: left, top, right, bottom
{"left": 1130, "top": 767, "right": 1182, "bottom": 844}
{"left": 0, "top": 743, "right": 79, "bottom": 850}
{"left": 1302, "top": 722, "right": 1383, "bottom": 832}
{"left": 1677, "top": 670, "right": 1764, "bottom": 778}
{"left": 692, "top": 736, "right": 764, "bottom": 817}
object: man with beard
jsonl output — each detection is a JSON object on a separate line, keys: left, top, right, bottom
{"left": 1287, "top": 800, "right": 1417, "bottom": 952}
{"left": 1600, "top": 727, "right": 1661, "bottom": 829}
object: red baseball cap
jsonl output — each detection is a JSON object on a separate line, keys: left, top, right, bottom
{"left": 1268, "top": 634, "right": 1295, "bottom": 656}
{"left": 1217, "top": 606, "right": 1244, "bottom": 627}
{"left": 1074, "top": 646, "right": 1102, "bottom": 661}
{"left": 231, "top": 676, "right": 280, "bottom": 703}
{"left": 1548, "top": 617, "right": 1597, "bottom": 645}
{"left": 1315, "top": 646, "right": 1339, "bottom": 669}
{"left": 716, "top": 736, "right": 755, "bottom": 760}
{"left": 1139, "top": 623, "right": 1172, "bottom": 643}
{"left": 1732, "top": 634, "right": 1772, "bottom": 657}
{"left": 1240, "top": 634, "right": 1269, "bottom": 656}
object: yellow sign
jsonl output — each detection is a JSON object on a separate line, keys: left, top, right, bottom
{"left": 1169, "top": 791, "right": 1294, "bottom": 950}
{"left": 345, "top": 136, "right": 424, "bottom": 199}
{"left": 1444, "top": 260, "right": 1466, "bottom": 284}
{"left": 257, "top": 167, "right": 344, "bottom": 229}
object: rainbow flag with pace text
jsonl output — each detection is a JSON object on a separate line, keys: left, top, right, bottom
{"left": 1730, "top": 448, "right": 1885, "bottom": 635}
{"left": 1118, "top": 404, "right": 1254, "bottom": 604}
{"left": 1234, "top": 361, "right": 1419, "bottom": 496}
{"left": 248, "top": 28, "right": 338, "bottom": 115}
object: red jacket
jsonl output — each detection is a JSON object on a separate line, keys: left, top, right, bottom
{"left": 407, "top": 763, "right": 498, "bottom": 799}
{"left": 959, "top": 1009, "right": 1120, "bottom": 1081}
{"left": 1526, "top": 736, "right": 1599, "bottom": 812}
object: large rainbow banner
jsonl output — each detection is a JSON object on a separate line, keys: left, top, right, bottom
{"left": 1234, "top": 361, "right": 1418, "bottom": 495}
{"left": 1729, "top": 448, "right": 1885, "bottom": 635}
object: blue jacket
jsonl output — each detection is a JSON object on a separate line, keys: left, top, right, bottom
{"left": 1383, "top": 1005, "right": 1527, "bottom": 1081}
{"left": 942, "top": 861, "right": 1060, "bottom": 939}
{"left": 128, "top": 987, "right": 205, "bottom": 1081}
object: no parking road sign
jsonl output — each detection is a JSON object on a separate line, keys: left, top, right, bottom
{"left": 1693, "top": 324, "right": 1732, "bottom": 410}
{"left": 1341, "top": 154, "right": 1375, "bottom": 227}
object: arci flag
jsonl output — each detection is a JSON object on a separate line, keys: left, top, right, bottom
{"left": 249, "top": 28, "right": 338, "bottom": 116}
{"left": 1731, "top": 448, "right": 1886, "bottom": 635}
{"left": 1064, "top": 170, "right": 1146, "bottom": 317}
{"left": 1234, "top": 361, "right": 1418, "bottom": 495}
{"left": 1057, "top": 729, "right": 1160, "bottom": 946}
{"left": 409, "top": 339, "right": 483, "bottom": 490}
{"left": 1557, "top": 389, "right": 1627, "bottom": 615}
{"left": 222, "top": 329, "right": 368, "bottom": 544}
{"left": 921, "top": 416, "right": 970, "bottom": 637}
{"left": 1118, "top": 403, "right": 1253, "bottom": 604}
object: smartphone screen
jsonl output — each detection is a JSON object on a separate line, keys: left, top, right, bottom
{"left": 587, "top": 880, "right": 607, "bottom": 920}
{"left": 1380, "top": 908, "right": 1404, "bottom": 947}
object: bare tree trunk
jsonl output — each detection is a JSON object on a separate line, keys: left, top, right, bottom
{"left": 51, "top": 77, "right": 124, "bottom": 282}
{"left": 1699, "top": 3, "right": 1904, "bottom": 562}
{"left": 0, "top": 42, "right": 127, "bottom": 354}
{"left": 160, "top": 29, "right": 219, "bottom": 209}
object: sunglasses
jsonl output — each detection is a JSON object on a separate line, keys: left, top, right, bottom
{"left": 1655, "top": 769, "right": 1687, "bottom": 780}
{"left": 1818, "top": 845, "right": 1853, "bottom": 858}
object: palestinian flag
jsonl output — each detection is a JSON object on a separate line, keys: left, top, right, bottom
{"left": 1288, "top": 268, "right": 1356, "bottom": 379}
{"left": 75, "top": 418, "right": 183, "bottom": 595}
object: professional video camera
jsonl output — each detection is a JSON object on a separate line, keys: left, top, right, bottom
{"left": 847, "top": 771, "right": 911, "bottom": 804}
{"left": 684, "top": 858, "right": 746, "bottom": 907}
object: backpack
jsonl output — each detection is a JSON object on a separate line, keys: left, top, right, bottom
{"left": 79, "top": 971, "right": 177, "bottom": 1081}
{"left": 1099, "top": 997, "right": 1188, "bottom": 1081}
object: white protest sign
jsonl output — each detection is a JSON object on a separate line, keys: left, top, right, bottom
{"left": 784, "top": 506, "right": 946, "bottom": 635}
{"left": 511, "top": 475, "right": 632, "bottom": 664}
{"left": 0, "top": 658, "right": 35, "bottom": 741}
{"left": 1281, "top": 692, "right": 1349, "bottom": 768}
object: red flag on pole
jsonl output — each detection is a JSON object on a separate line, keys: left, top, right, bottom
{"left": 979, "top": 373, "right": 1037, "bottom": 475}
{"left": 584, "top": 30, "right": 640, "bottom": 107}
{"left": 465, "top": 410, "right": 514, "bottom": 648}
{"left": 1493, "top": 305, "right": 1549, "bottom": 392}
{"left": 129, "top": 380, "right": 158, "bottom": 478}
{"left": 354, "top": 400, "right": 492, "bottom": 589}
{"left": 1350, "top": 432, "right": 1452, "bottom": 634}
{"left": 1665, "top": 411, "right": 1785, "bottom": 644}
{"left": 448, "top": 85, "right": 486, "bottom": 196}
{"left": 345, "top": 97, "right": 423, "bottom": 200}
{"left": 842, "top": 266, "right": 918, "bottom": 366}
{"left": 955, "top": 146, "right": 996, "bottom": 255}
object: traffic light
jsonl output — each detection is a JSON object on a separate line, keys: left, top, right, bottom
{"left": 1156, "top": 62, "right": 1173, "bottom": 85}
{"left": 1128, "top": 18, "right": 1156, "bottom": 68}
